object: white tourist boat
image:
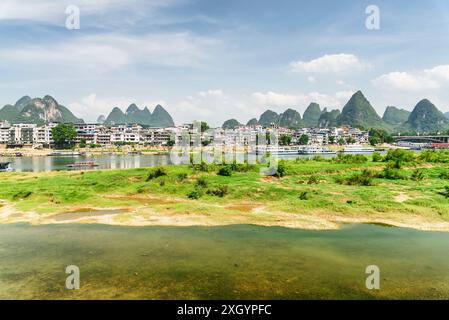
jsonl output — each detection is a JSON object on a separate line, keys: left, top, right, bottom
{"left": 298, "top": 145, "right": 337, "bottom": 155}
{"left": 0, "top": 162, "right": 13, "bottom": 172}
{"left": 341, "top": 145, "right": 375, "bottom": 153}
{"left": 254, "top": 145, "right": 302, "bottom": 155}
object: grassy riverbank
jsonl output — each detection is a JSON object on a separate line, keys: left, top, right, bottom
{"left": 1, "top": 150, "right": 449, "bottom": 231}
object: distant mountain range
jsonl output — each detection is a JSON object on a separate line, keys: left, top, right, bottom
{"left": 0, "top": 95, "right": 83, "bottom": 125}
{"left": 1, "top": 92, "right": 448, "bottom": 133}
{"left": 104, "top": 104, "right": 174, "bottom": 127}
{"left": 221, "top": 90, "right": 449, "bottom": 133}
{"left": 0, "top": 96, "right": 176, "bottom": 128}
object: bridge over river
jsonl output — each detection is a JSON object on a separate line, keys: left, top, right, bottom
{"left": 393, "top": 135, "right": 449, "bottom": 143}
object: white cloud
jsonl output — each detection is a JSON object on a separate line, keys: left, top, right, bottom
{"left": 0, "top": 0, "right": 174, "bottom": 23}
{"left": 290, "top": 54, "right": 366, "bottom": 73}
{"left": 307, "top": 76, "right": 316, "bottom": 83}
{"left": 372, "top": 70, "right": 444, "bottom": 92}
{"left": 68, "top": 94, "right": 167, "bottom": 122}
{"left": 0, "top": 32, "right": 219, "bottom": 72}
{"left": 424, "top": 65, "right": 449, "bottom": 81}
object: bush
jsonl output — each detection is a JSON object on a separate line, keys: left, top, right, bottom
{"left": 298, "top": 191, "right": 310, "bottom": 200}
{"left": 333, "top": 154, "right": 368, "bottom": 164}
{"left": 191, "top": 161, "right": 215, "bottom": 172}
{"left": 381, "top": 167, "right": 407, "bottom": 180}
{"left": 438, "top": 186, "right": 449, "bottom": 198}
{"left": 187, "top": 190, "right": 202, "bottom": 199}
{"left": 439, "top": 172, "right": 449, "bottom": 179}
{"left": 372, "top": 152, "right": 383, "bottom": 162}
{"left": 176, "top": 173, "right": 188, "bottom": 182}
{"left": 307, "top": 175, "right": 319, "bottom": 184}
{"left": 274, "top": 161, "right": 287, "bottom": 178}
{"left": 195, "top": 177, "right": 208, "bottom": 188}
{"left": 411, "top": 169, "right": 425, "bottom": 181}
{"left": 229, "top": 162, "right": 257, "bottom": 172}
{"left": 337, "top": 173, "right": 374, "bottom": 186}
{"left": 384, "top": 149, "right": 415, "bottom": 166}
{"left": 418, "top": 150, "right": 449, "bottom": 163}
{"left": 217, "top": 166, "right": 232, "bottom": 177}
{"left": 146, "top": 167, "right": 167, "bottom": 181}
{"left": 206, "top": 185, "right": 229, "bottom": 197}
{"left": 13, "top": 191, "right": 33, "bottom": 200}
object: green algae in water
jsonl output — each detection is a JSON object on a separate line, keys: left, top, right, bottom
{"left": 1, "top": 223, "right": 449, "bottom": 299}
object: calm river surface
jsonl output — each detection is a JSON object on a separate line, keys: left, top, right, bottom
{"left": 0, "top": 154, "right": 173, "bottom": 172}
{"left": 1, "top": 223, "right": 448, "bottom": 299}
{"left": 0, "top": 153, "right": 345, "bottom": 172}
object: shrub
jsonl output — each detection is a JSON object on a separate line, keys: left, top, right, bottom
{"left": 381, "top": 167, "right": 407, "bottom": 180}
{"left": 439, "top": 172, "right": 449, "bottom": 179}
{"left": 372, "top": 152, "right": 383, "bottom": 162}
{"left": 438, "top": 186, "right": 449, "bottom": 198}
{"left": 229, "top": 162, "right": 257, "bottom": 172}
{"left": 333, "top": 154, "right": 368, "bottom": 164}
{"left": 384, "top": 149, "right": 415, "bottom": 166}
{"left": 13, "top": 191, "right": 33, "bottom": 200}
{"left": 307, "top": 175, "right": 319, "bottom": 185}
{"left": 187, "top": 190, "right": 202, "bottom": 199}
{"left": 418, "top": 150, "right": 449, "bottom": 163}
{"left": 176, "top": 173, "right": 188, "bottom": 182}
{"left": 217, "top": 166, "right": 232, "bottom": 177}
{"left": 411, "top": 169, "right": 425, "bottom": 181}
{"left": 337, "top": 173, "right": 373, "bottom": 186}
{"left": 195, "top": 177, "right": 208, "bottom": 188}
{"left": 191, "top": 161, "right": 215, "bottom": 172}
{"left": 274, "top": 161, "right": 287, "bottom": 178}
{"left": 146, "top": 167, "right": 167, "bottom": 181}
{"left": 206, "top": 185, "right": 229, "bottom": 197}
{"left": 298, "top": 191, "right": 310, "bottom": 200}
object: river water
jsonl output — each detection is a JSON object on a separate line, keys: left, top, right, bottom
{"left": 0, "top": 153, "right": 345, "bottom": 172}
{"left": 0, "top": 223, "right": 448, "bottom": 299}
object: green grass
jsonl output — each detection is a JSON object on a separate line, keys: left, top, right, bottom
{"left": 0, "top": 155, "right": 449, "bottom": 225}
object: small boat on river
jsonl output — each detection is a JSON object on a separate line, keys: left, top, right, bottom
{"left": 67, "top": 162, "right": 99, "bottom": 168}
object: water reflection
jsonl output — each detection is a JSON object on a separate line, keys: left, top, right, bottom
{"left": 0, "top": 154, "right": 173, "bottom": 172}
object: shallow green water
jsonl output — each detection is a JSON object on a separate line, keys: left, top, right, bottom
{"left": 1, "top": 223, "right": 449, "bottom": 299}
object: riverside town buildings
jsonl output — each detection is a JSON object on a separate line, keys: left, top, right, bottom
{"left": 0, "top": 120, "right": 369, "bottom": 148}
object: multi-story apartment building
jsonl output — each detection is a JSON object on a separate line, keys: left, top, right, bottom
{"left": 0, "top": 122, "right": 11, "bottom": 144}
{"left": 9, "top": 124, "right": 37, "bottom": 145}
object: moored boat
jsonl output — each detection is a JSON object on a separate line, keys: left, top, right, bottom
{"left": 254, "top": 146, "right": 301, "bottom": 155}
{"left": 67, "top": 162, "right": 99, "bottom": 168}
{"left": 0, "top": 162, "right": 13, "bottom": 172}
{"left": 48, "top": 151, "right": 85, "bottom": 157}
{"left": 341, "top": 145, "right": 375, "bottom": 153}
{"left": 298, "top": 145, "right": 336, "bottom": 155}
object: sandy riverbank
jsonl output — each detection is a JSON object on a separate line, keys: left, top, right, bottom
{"left": 1, "top": 195, "right": 449, "bottom": 232}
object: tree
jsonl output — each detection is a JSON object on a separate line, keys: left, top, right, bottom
{"left": 328, "top": 136, "right": 336, "bottom": 144}
{"left": 337, "top": 137, "right": 346, "bottom": 145}
{"left": 79, "top": 138, "right": 87, "bottom": 148}
{"left": 201, "top": 121, "right": 210, "bottom": 133}
{"left": 298, "top": 134, "right": 309, "bottom": 145}
{"left": 369, "top": 128, "right": 393, "bottom": 145}
{"left": 280, "top": 134, "right": 292, "bottom": 146}
{"left": 369, "top": 136, "right": 380, "bottom": 146}
{"left": 346, "top": 137, "right": 356, "bottom": 144}
{"left": 52, "top": 124, "right": 77, "bottom": 149}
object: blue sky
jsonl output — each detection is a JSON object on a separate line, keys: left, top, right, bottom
{"left": 1, "top": 0, "right": 449, "bottom": 125}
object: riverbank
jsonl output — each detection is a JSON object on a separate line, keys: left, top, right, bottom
{"left": 0, "top": 150, "right": 448, "bottom": 231}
